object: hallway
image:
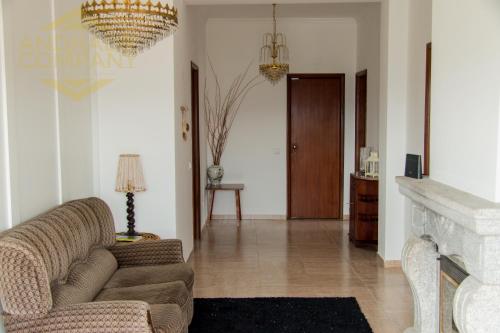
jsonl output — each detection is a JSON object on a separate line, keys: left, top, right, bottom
{"left": 190, "top": 220, "right": 412, "bottom": 333}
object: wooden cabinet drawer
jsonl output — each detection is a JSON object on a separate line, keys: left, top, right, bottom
{"left": 349, "top": 173, "right": 378, "bottom": 246}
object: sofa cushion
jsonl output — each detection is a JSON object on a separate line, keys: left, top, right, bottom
{"left": 150, "top": 304, "right": 184, "bottom": 333}
{"left": 104, "top": 263, "right": 194, "bottom": 290}
{"left": 94, "top": 281, "right": 190, "bottom": 309}
{"left": 52, "top": 248, "right": 118, "bottom": 308}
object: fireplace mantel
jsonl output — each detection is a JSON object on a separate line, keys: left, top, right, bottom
{"left": 397, "top": 176, "right": 500, "bottom": 235}
{"left": 397, "top": 176, "right": 500, "bottom": 333}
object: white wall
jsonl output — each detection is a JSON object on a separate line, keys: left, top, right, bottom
{"left": 206, "top": 17, "right": 357, "bottom": 218}
{"left": 173, "top": 0, "right": 208, "bottom": 258}
{"left": 2, "top": 0, "right": 61, "bottom": 223}
{"left": 94, "top": 0, "right": 209, "bottom": 258}
{"left": 0, "top": 0, "right": 9, "bottom": 235}
{"left": 174, "top": 0, "right": 194, "bottom": 259}
{"left": 431, "top": 0, "right": 500, "bottom": 202}
{"left": 192, "top": 3, "right": 380, "bottom": 220}
{"left": 91, "top": 0, "right": 209, "bottom": 258}
{"left": 0, "top": 2, "right": 10, "bottom": 330}
{"left": 0, "top": 0, "right": 95, "bottom": 227}
{"left": 94, "top": 38, "right": 177, "bottom": 239}
{"left": 378, "top": 0, "right": 410, "bottom": 261}
{"left": 0, "top": 6, "right": 203, "bottom": 324}
{"left": 54, "top": 0, "right": 94, "bottom": 202}
{"left": 356, "top": 5, "right": 380, "bottom": 150}
{"left": 404, "top": 0, "right": 432, "bottom": 239}
{"left": 406, "top": 0, "right": 432, "bottom": 159}
{"left": 193, "top": 9, "right": 209, "bottom": 230}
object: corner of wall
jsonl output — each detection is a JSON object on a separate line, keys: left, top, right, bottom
{"left": 173, "top": 0, "right": 196, "bottom": 259}
{"left": 0, "top": 0, "right": 12, "bottom": 232}
{"left": 377, "top": 0, "right": 411, "bottom": 262}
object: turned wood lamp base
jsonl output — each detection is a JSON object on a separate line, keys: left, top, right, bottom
{"left": 126, "top": 192, "right": 139, "bottom": 236}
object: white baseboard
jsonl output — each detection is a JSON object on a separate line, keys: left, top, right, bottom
{"left": 210, "top": 214, "right": 287, "bottom": 220}
{"left": 377, "top": 254, "right": 402, "bottom": 268}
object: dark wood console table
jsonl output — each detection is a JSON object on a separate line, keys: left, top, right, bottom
{"left": 206, "top": 183, "right": 244, "bottom": 224}
{"left": 349, "top": 173, "right": 378, "bottom": 247}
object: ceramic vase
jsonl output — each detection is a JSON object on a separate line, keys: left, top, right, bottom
{"left": 207, "top": 165, "right": 224, "bottom": 185}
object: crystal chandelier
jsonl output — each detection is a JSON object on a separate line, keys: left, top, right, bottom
{"left": 81, "top": 0, "right": 178, "bottom": 57}
{"left": 259, "top": 4, "right": 289, "bottom": 85}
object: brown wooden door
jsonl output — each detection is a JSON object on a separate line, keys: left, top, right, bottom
{"left": 355, "top": 70, "right": 367, "bottom": 172}
{"left": 287, "top": 74, "right": 344, "bottom": 219}
{"left": 191, "top": 62, "right": 201, "bottom": 240}
{"left": 424, "top": 43, "right": 431, "bottom": 176}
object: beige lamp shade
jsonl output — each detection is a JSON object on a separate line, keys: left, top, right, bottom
{"left": 115, "top": 154, "right": 146, "bottom": 193}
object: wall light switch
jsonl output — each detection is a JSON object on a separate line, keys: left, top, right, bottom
{"left": 188, "top": 162, "right": 192, "bottom": 170}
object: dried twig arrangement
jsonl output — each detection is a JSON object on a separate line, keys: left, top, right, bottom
{"left": 204, "top": 60, "right": 261, "bottom": 165}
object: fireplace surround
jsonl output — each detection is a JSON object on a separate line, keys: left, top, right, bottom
{"left": 397, "top": 177, "right": 500, "bottom": 333}
{"left": 439, "top": 255, "right": 469, "bottom": 333}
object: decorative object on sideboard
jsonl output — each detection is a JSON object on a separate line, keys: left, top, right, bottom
{"left": 81, "top": 0, "right": 178, "bottom": 57}
{"left": 364, "top": 151, "right": 379, "bottom": 178}
{"left": 405, "top": 154, "right": 423, "bottom": 179}
{"left": 259, "top": 4, "right": 290, "bottom": 84}
{"left": 359, "top": 147, "right": 372, "bottom": 176}
{"left": 181, "top": 106, "right": 190, "bottom": 141}
{"left": 115, "top": 154, "right": 146, "bottom": 236}
{"left": 204, "top": 60, "right": 260, "bottom": 184}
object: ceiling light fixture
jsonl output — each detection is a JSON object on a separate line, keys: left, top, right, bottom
{"left": 81, "top": 0, "right": 178, "bottom": 57}
{"left": 259, "top": 4, "right": 289, "bottom": 85}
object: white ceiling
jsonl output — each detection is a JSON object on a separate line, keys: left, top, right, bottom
{"left": 187, "top": 2, "right": 380, "bottom": 21}
{"left": 186, "top": 0, "right": 379, "bottom": 5}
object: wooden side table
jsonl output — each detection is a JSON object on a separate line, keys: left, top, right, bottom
{"left": 206, "top": 183, "right": 244, "bottom": 225}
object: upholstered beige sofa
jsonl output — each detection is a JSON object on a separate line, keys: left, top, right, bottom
{"left": 0, "top": 198, "right": 194, "bottom": 333}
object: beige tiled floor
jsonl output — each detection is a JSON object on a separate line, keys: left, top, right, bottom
{"left": 190, "top": 219, "right": 412, "bottom": 333}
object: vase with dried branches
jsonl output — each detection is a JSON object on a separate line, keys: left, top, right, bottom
{"left": 205, "top": 61, "right": 261, "bottom": 184}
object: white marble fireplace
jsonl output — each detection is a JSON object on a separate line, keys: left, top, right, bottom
{"left": 397, "top": 177, "right": 500, "bottom": 333}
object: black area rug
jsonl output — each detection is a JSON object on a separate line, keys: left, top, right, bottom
{"left": 189, "top": 298, "right": 373, "bottom": 333}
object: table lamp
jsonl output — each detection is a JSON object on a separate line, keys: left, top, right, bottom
{"left": 115, "top": 154, "right": 146, "bottom": 236}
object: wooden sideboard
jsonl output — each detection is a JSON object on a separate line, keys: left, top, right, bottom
{"left": 349, "top": 173, "right": 378, "bottom": 247}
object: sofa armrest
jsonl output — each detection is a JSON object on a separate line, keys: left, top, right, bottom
{"left": 4, "top": 301, "right": 154, "bottom": 333}
{"left": 109, "top": 239, "right": 185, "bottom": 267}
